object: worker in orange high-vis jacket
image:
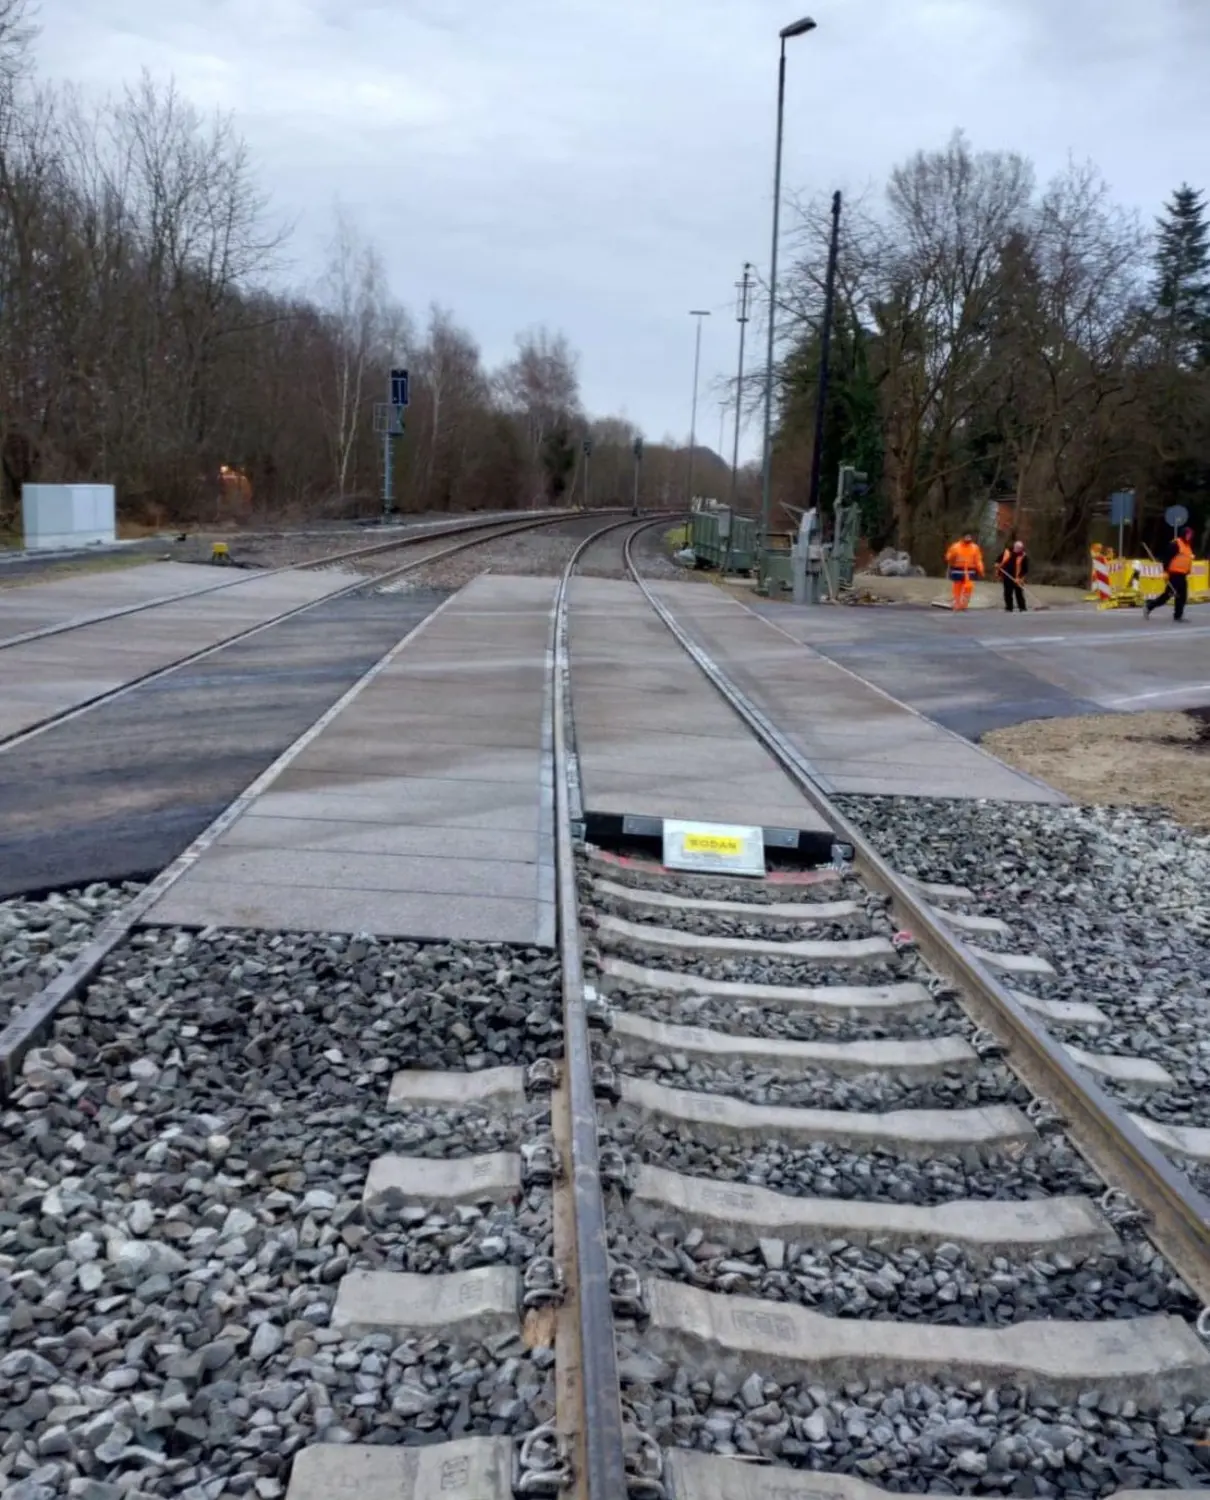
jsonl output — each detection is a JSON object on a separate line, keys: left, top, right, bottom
{"left": 1145, "top": 525, "right": 1195, "bottom": 623}
{"left": 945, "top": 532, "right": 984, "bottom": 611}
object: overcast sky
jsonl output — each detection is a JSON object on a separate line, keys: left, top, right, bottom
{"left": 33, "top": 0, "right": 1210, "bottom": 456}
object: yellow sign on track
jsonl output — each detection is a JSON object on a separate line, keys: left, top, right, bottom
{"left": 663, "top": 820, "right": 764, "bottom": 878}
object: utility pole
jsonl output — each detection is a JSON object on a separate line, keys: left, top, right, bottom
{"left": 582, "top": 437, "right": 593, "bottom": 509}
{"left": 686, "top": 309, "right": 711, "bottom": 514}
{"left": 731, "top": 262, "right": 753, "bottom": 509}
{"left": 806, "top": 190, "right": 842, "bottom": 520}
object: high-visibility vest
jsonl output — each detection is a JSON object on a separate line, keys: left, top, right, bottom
{"left": 946, "top": 541, "right": 983, "bottom": 578}
{"left": 1170, "top": 539, "right": 1193, "bottom": 575}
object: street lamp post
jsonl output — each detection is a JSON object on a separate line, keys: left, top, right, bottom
{"left": 731, "top": 262, "right": 754, "bottom": 510}
{"left": 686, "top": 309, "right": 711, "bottom": 519}
{"left": 758, "top": 16, "right": 817, "bottom": 568}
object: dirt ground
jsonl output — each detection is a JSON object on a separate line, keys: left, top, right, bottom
{"left": 984, "top": 710, "right": 1210, "bottom": 829}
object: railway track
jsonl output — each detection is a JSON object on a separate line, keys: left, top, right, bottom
{"left": 0, "top": 510, "right": 598, "bottom": 753}
{"left": 0, "top": 511, "right": 574, "bottom": 653}
{"left": 2, "top": 516, "right": 1209, "bottom": 1500}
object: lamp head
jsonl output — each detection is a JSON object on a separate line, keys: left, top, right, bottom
{"left": 780, "top": 16, "right": 817, "bottom": 39}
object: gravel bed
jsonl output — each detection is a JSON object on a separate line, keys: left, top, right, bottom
{"left": 629, "top": 524, "right": 695, "bottom": 581}
{"left": 399, "top": 526, "right": 587, "bottom": 590}
{"left": 844, "top": 796, "right": 1210, "bottom": 1002}
{"left": 617, "top": 1350, "right": 1210, "bottom": 1492}
{"left": 598, "top": 939, "right": 907, "bottom": 991}
{"left": 1, "top": 884, "right": 141, "bottom": 1032}
{"left": 608, "top": 1054, "right": 1025, "bottom": 1114}
{"left": 604, "top": 988, "right": 970, "bottom": 1044}
{"left": 841, "top": 796, "right": 1210, "bottom": 1131}
{"left": 608, "top": 1121, "right": 1105, "bottom": 1204}
{"left": 0, "top": 929, "right": 560, "bottom": 1496}
{"left": 613, "top": 1219, "right": 1198, "bottom": 1324}
{"left": 1036, "top": 1006, "right": 1210, "bottom": 1130}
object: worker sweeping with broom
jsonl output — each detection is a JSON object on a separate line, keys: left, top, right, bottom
{"left": 996, "top": 539, "right": 1029, "bottom": 612}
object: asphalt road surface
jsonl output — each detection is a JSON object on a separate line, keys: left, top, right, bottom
{"left": 753, "top": 599, "right": 1210, "bottom": 740}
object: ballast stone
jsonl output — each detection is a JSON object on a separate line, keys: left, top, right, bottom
{"left": 645, "top": 1278, "right": 1210, "bottom": 1403}
{"left": 629, "top": 1164, "right": 1119, "bottom": 1257}
{"left": 287, "top": 1436, "right": 514, "bottom": 1500}
{"left": 331, "top": 1266, "right": 519, "bottom": 1340}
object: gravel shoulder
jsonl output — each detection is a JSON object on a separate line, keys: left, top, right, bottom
{"left": 983, "top": 710, "right": 1210, "bottom": 830}
{"left": 1, "top": 884, "right": 141, "bottom": 1031}
{"left": 0, "top": 929, "right": 561, "bottom": 1497}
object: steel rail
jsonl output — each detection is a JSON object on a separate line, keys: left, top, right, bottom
{"left": 0, "top": 509, "right": 580, "bottom": 653}
{"left": 622, "top": 522, "right": 1210, "bottom": 1305}
{"left": 549, "top": 516, "right": 647, "bottom": 1500}
{"left": 0, "top": 511, "right": 601, "bottom": 755}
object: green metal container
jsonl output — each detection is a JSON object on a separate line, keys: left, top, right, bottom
{"left": 758, "top": 547, "right": 794, "bottom": 594}
{"left": 689, "top": 508, "right": 757, "bottom": 573}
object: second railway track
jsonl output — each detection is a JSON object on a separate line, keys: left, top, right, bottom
{"left": 1, "top": 517, "right": 1208, "bottom": 1500}
{"left": 0, "top": 510, "right": 604, "bottom": 753}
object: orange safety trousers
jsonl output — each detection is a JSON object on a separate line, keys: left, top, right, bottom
{"left": 951, "top": 577, "right": 975, "bottom": 610}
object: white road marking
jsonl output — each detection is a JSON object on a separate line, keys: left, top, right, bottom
{"left": 988, "top": 625, "right": 1210, "bottom": 650}
{"left": 1105, "top": 684, "right": 1210, "bottom": 707}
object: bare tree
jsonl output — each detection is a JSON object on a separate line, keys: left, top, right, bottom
{"left": 317, "top": 204, "right": 408, "bottom": 500}
{"left": 498, "top": 327, "right": 582, "bottom": 501}
{"left": 0, "top": 0, "right": 34, "bottom": 90}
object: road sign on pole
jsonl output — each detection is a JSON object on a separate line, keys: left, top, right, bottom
{"left": 1165, "top": 503, "right": 1189, "bottom": 534}
{"left": 1110, "top": 489, "right": 1135, "bottom": 557}
{"left": 391, "top": 368, "right": 410, "bottom": 409}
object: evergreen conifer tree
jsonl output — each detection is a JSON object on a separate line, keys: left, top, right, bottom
{"left": 1154, "top": 183, "right": 1210, "bottom": 367}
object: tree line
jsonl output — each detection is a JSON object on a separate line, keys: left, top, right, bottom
{"left": 772, "top": 132, "right": 1210, "bottom": 569}
{"left": 0, "top": 1, "right": 712, "bottom": 530}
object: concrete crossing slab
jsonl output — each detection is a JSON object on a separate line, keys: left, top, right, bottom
{"left": 143, "top": 574, "right": 558, "bottom": 945}
{"left": 0, "top": 561, "right": 238, "bottom": 640}
{"left": 650, "top": 581, "right": 1065, "bottom": 803}
{"left": 570, "top": 577, "right": 829, "bottom": 842}
{"left": 0, "top": 567, "right": 359, "bottom": 741}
